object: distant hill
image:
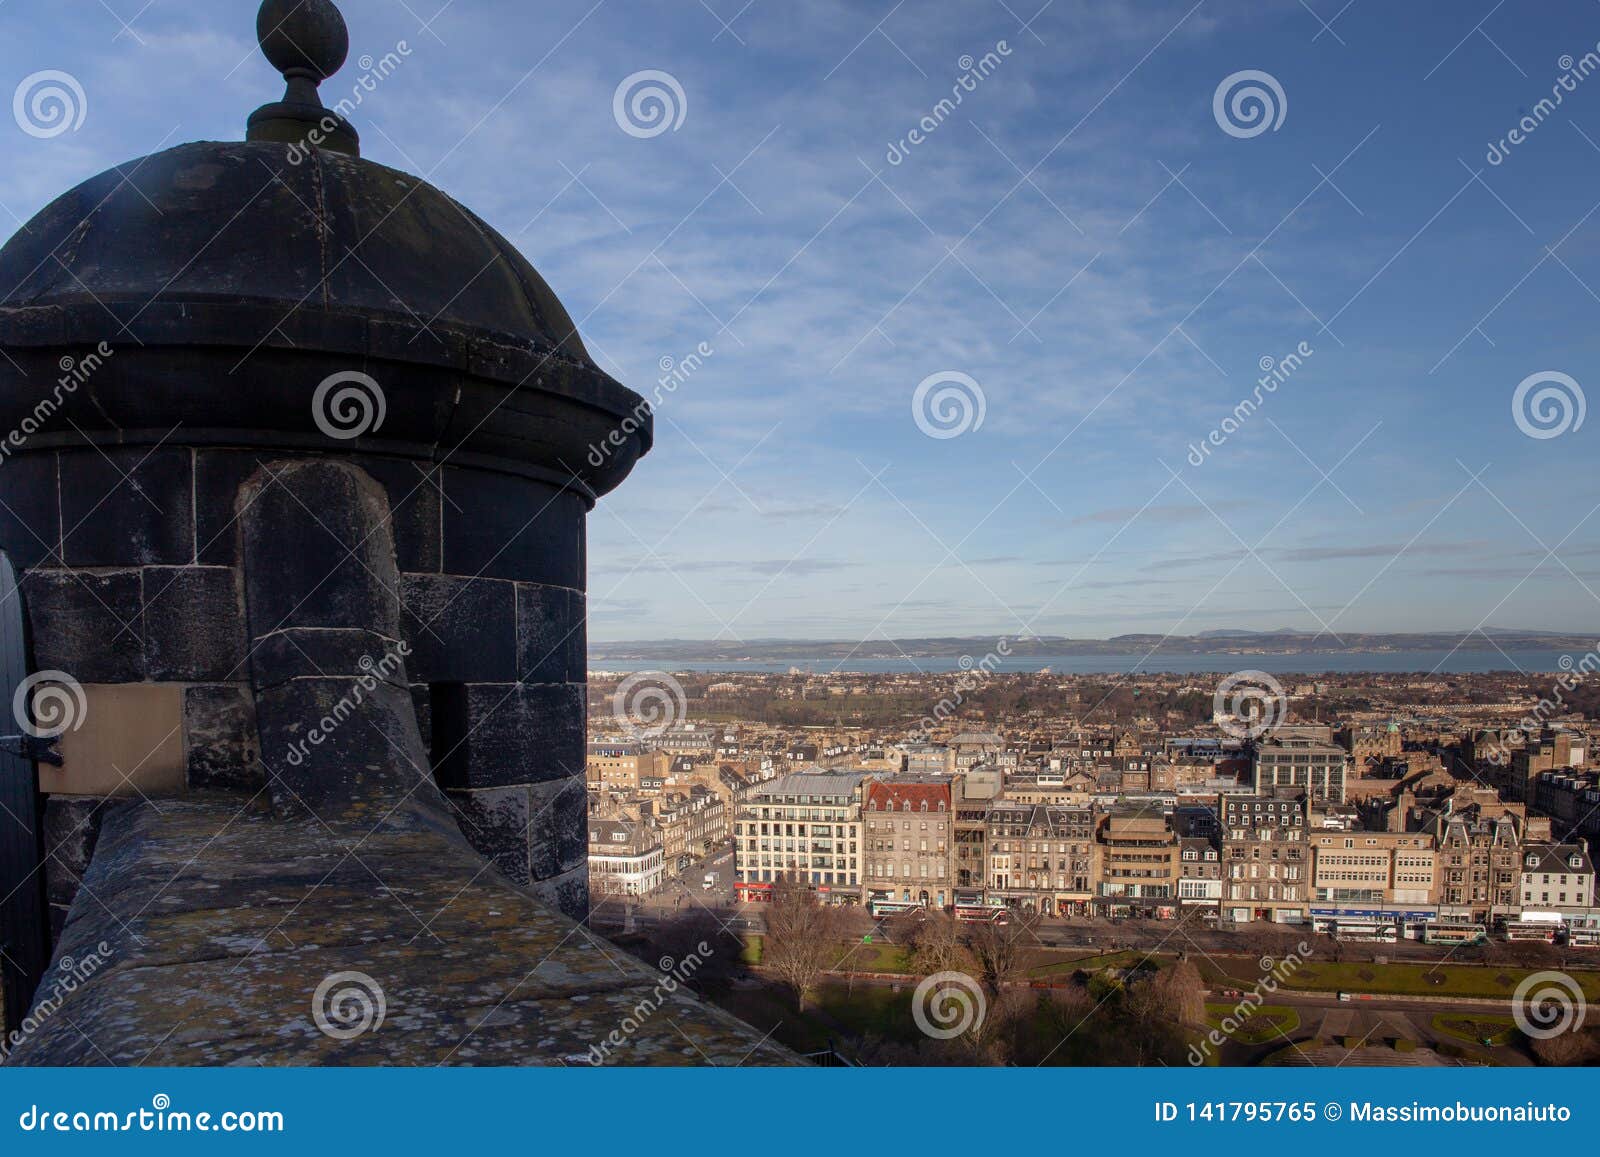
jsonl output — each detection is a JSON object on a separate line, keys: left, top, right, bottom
{"left": 589, "top": 630, "right": 1597, "bottom": 663}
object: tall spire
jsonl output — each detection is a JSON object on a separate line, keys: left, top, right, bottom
{"left": 247, "top": 0, "right": 360, "bottom": 157}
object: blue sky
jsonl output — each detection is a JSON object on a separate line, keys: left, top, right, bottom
{"left": 4, "top": 0, "right": 1600, "bottom": 644}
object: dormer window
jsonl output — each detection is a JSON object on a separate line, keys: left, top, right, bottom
{"left": 1526, "top": 854, "right": 1539, "bottom": 868}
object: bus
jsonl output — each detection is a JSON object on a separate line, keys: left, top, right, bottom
{"left": 1503, "top": 920, "right": 1559, "bottom": 943}
{"left": 868, "top": 898, "right": 925, "bottom": 919}
{"left": 1568, "top": 927, "right": 1600, "bottom": 948}
{"left": 954, "top": 902, "right": 1010, "bottom": 925}
{"left": 1422, "top": 921, "right": 1487, "bottom": 947}
{"left": 1331, "top": 919, "right": 1398, "bottom": 943}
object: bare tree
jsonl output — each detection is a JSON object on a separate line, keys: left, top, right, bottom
{"left": 762, "top": 876, "right": 844, "bottom": 1011}
{"left": 964, "top": 911, "right": 1040, "bottom": 997}
{"left": 1530, "top": 1027, "right": 1600, "bottom": 1066}
{"left": 900, "top": 910, "right": 970, "bottom": 977}
{"left": 1149, "top": 958, "right": 1206, "bottom": 1026}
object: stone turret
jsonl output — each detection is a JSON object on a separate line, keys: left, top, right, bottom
{"left": 0, "top": 1, "right": 784, "bottom": 1066}
{"left": 0, "top": 0, "right": 648, "bottom": 923}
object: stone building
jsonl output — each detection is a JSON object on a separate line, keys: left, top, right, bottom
{"left": 1220, "top": 794, "right": 1309, "bottom": 924}
{"left": 1425, "top": 805, "right": 1523, "bottom": 923}
{"left": 640, "top": 786, "right": 727, "bottom": 877}
{"left": 862, "top": 778, "right": 953, "bottom": 908}
{"left": 1307, "top": 830, "right": 1437, "bottom": 932}
{"left": 1517, "top": 844, "right": 1595, "bottom": 914}
{"left": 587, "top": 816, "right": 666, "bottom": 898}
{"left": 1177, "top": 836, "right": 1223, "bottom": 909}
{"left": 586, "top": 741, "right": 669, "bottom": 794}
{"left": 986, "top": 803, "right": 1095, "bottom": 916}
{"left": 1251, "top": 736, "right": 1349, "bottom": 805}
{"left": 0, "top": 0, "right": 787, "bottom": 1066}
{"left": 1094, "top": 811, "right": 1179, "bottom": 917}
{"left": 733, "top": 769, "right": 865, "bottom": 902}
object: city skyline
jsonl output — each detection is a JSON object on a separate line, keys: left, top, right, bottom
{"left": 6, "top": 1, "right": 1600, "bottom": 643}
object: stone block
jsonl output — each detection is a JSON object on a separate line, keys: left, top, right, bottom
{"left": 440, "top": 469, "right": 584, "bottom": 587}
{"left": 60, "top": 446, "right": 193, "bottom": 566}
{"left": 183, "top": 683, "right": 262, "bottom": 791}
{"left": 22, "top": 569, "right": 144, "bottom": 682}
{"left": 0, "top": 451, "right": 62, "bottom": 570}
{"left": 142, "top": 565, "right": 246, "bottom": 680}
{"left": 400, "top": 573, "right": 516, "bottom": 683}
{"left": 460, "top": 682, "right": 584, "bottom": 788}
{"left": 515, "top": 583, "right": 584, "bottom": 684}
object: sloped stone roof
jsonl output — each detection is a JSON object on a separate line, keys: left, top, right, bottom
{"left": 5, "top": 795, "right": 791, "bottom": 1067}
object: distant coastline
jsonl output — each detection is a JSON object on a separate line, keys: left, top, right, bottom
{"left": 588, "top": 630, "right": 1597, "bottom": 676}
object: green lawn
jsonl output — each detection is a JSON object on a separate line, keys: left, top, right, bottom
{"left": 1199, "top": 957, "right": 1600, "bottom": 1001}
{"left": 1205, "top": 1002, "right": 1301, "bottom": 1044}
{"left": 1029, "top": 950, "right": 1174, "bottom": 977}
{"left": 1432, "top": 1013, "right": 1517, "bottom": 1047}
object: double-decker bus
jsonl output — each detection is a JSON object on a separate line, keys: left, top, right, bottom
{"left": 954, "top": 902, "right": 1010, "bottom": 924}
{"left": 868, "top": 898, "right": 925, "bottom": 919}
{"left": 1503, "top": 919, "right": 1559, "bottom": 943}
{"left": 1422, "top": 921, "right": 1487, "bottom": 947}
{"left": 1330, "top": 918, "right": 1398, "bottom": 943}
{"left": 1568, "top": 926, "right": 1600, "bottom": 948}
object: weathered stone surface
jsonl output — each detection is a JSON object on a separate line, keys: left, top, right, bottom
{"left": 460, "top": 682, "right": 585, "bottom": 788}
{"left": 237, "top": 459, "right": 402, "bottom": 636}
{"left": 400, "top": 573, "right": 516, "bottom": 683}
{"left": 446, "top": 785, "right": 532, "bottom": 884}
{"left": 142, "top": 565, "right": 246, "bottom": 681}
{"left": 183, "top": 684, "right": 262, "bottom": 792}
{"left": 526, "top": 863, "right": 590, "bottom": 924}
{"left": 445, "top": 777, "right": 586, "bottom": 897}
{"left": 250, "top": 627, "right": 411, "bottom": 687}
{"left": 21, "top": 569, "right": 144, "bottom": 682}
{"left": 195, "top": 450, "right": 442, "bottom": 573}
{"left": 0, "top": 451, "right": 60, "bottom": 570}
{"left": 60, "top": 447, "right": 193, "bottom": 567}
{"left": 41, "top": 796, "right": 105, "bottom": 910}
{"left": 441, "top": 470, "right": 584, "bottom": 588}
{"left": 515, "top": 582, "right": 584, "bottom": 684}
{"left": 529, "top": 775, "right": 588, "bottom": 880}
{"left": 3, "top": 797, "right": 793, "bottom": 1067}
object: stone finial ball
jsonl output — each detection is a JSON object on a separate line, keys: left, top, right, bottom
{"left": 258, "top": 0, "right": 350, "bottom": 81}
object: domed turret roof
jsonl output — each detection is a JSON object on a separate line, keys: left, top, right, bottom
{"left": 0, "top": 0, "right": 649, "bottom": 492}
{"left": 0, "top": 140, "right": 596, "bottom": 373}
